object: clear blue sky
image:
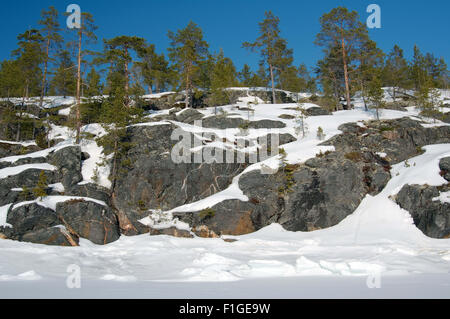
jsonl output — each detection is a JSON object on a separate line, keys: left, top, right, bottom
{"left": 1, "top": 0, "right": 449, "bottom": 72}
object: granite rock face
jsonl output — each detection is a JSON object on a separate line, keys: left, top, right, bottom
{"left": 396, "top": 184, "right": 449, "bottom": 239}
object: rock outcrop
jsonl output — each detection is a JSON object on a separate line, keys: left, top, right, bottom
{"left": 176, "top": 118, "right": 450, "bottom": 236}
{"left": 396, "top": 184, "right": 449, "bottom": 239}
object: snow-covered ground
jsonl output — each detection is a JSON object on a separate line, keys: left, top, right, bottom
{"left": 0, "top": 91, "right": 449, "bottom": 298}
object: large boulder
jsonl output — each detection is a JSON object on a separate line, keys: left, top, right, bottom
{"left": 201, "top": 116, "right": 286, "bottom": 130}
{"left": 305, "top": 107, "right": 331, "bottom": 116}
{"left": 49, "top": 146, "right": 83, "bottom": 189}
{"left": 21, "top": 226, "right": 79, "bottom": 246}
{"left": 56, "top": 200, "right": 120, "bottom": 245}
{"left": 396, "top": 184, "right": 449, "bottom": 239}
{"left": 66, "top": 183, "right": 111, "bottom": 204}
{"left": 0, "top": 169, "right": 57, "bottom": 206}
{"left": 0, "top": 141, "right": 40, "bottom": 160}
{"left": 175, "top": 108, "right": 204, "bottom": 123}
{"left": 178, "top": 150, "right": 391, "bottom": 235}
{"left": 325, "top": 117, "right": 450, "bottom": 164}
{"left": 6, "top": 203, "right": 59, "bottom": 235}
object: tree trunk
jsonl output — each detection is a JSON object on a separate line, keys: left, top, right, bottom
{"left": 269, "top": 64, "right": 276, "bottom": 104}
{"left": 76, "top": 28, "right": 82, "bottom": 144}
{"left": 361, "top": 82, "right": 368, "bottom": 111}
{"left": 341, "top": 37, "right": 352, "bottom": 109}
{"left": 185, "top": 63, "right": 191, "bottom": 108}
{"left": 39, "top": 38, "right": 50, "bottom": 108}
{"left": 124, "top": 47, "right": 130, "bottom": 98}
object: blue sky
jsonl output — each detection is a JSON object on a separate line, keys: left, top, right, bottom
{"left": 1, "top": 0, "right": 449, "bottom": 72}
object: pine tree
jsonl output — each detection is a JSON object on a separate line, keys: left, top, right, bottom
{"left": 136, "top": 44, "right": 174, "bottom": 94}
{"left": 67, "top": 11, "right": 97, "bottom": 144}
{"left": 382, "top": 45, "right": 409, "bottom": 101}
{"left": 0, "top": 60, "right": 21, "bottom": 99}
{"left": 315, "top": 7, "right": 369, "bottom": 109}
{"left": 85, "top": 68, "right": 103, "bottom": 98}
{"left": 33, "top": 170, "right": 48, "bottom": 199}
{"left": 50, "top": 50, "right": 76, "bottom": 97}
{"left": 13, "top": 29, "right": 43, "bottom": 141}
{"left": 367, "top": 70, "right": 385, "bottom": 120}
{"left": 103, "top": 36, "right": 146, "bottom": 100}
{"left": 243, "top": 11, "right": 292, "bottom": 104}
{"left": 238, "top": 64, "right": 253, "bottom": 87}
{"left": 316, "top": 45, "right": 345, "bottom": 111}
{"left": 209, "top": 49, "right": 238, "bottom": 108}
{"left": 167, "top": 21, "right": 209, "bottom": 108}
{"left": 356, "top": 39, "right": 384, "bottom": 111}
{"left": 98, "top": 87, "right": 143, "bottom": 193}
{"left": 411, "top": 45, "right": 428, "bottom": 91}
{"left": 38, "top": 6, "right": 62, "bottom": 108}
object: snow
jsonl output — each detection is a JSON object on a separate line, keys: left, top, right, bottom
{"left": 0, "top": 143, "right": 75, "bottom": 164}
{"left": 0, "top": 139, "right": 36, "bottom": 147}
{"left": 58, "top": 106, "right": 72, "bottom": 116}
{"left": 0, "top": 204, "right": 12, "bottom": 227}
{"left": 0, "top": 91, "right": 449, "bottom": 298}
{"left": 11, "top": 196, "right": 107, "bottom": 211}
{"left": 0, "top": 163, "right": 56, "bottom": 179}
{"left": 433, "top": 191, "right": 450, "bottom": 204}
{"left": 142, "top": 92, "right": 176, "bottom": 99}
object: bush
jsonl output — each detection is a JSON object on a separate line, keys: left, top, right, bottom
{"left": 199, "top": 208, "right": 215, "bottom": 220}
{"left": 345, "top": 152, "right": 363, "bottom": 162}
{"left": 317, "top": 127, "right": 325, "bottom": 140}
{"left": 32, "top": 171, "right": 48, "bottom": 198}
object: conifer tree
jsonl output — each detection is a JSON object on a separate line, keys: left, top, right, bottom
{"left": 209, "top": 49, "right": 238, "bottom": 108}
{"left": 167, "top": 21, "right": 209, "bottom": 108}
{"left": 382, "top": 45, "right": 409, "bottom": 101}
{"left": 238, "top": 64, "right": 253, "bottom": 87}
{"left": 50, "top": 50, "right": 76, "bottom": 97}
{"left": 33, "top": 170, "right": 48, "bottom": 199}
{"left": 68, "top": 11, "right": 97, "bottom": 144}
{"left": 102, "top": 36, "right": 145, "bottom": 100}
{"left": 367, "top": 70, "right": 385, "bottom": 120}
{"left": 85, "top": 68, "right": 103, "bottom": 98}
{"left": 38, "top": 6, "right": 62, "bottom": 108}
{"left": 0, "top": 60, "right": 21, "bottom": 99}
{"left": 13, "top": 29, "right": 43, "bottom": 141}
{"left": 243, "top": 11, "right": 292, "bottom": 104}
{"left": 315, "top": 7, "right": 369, "bottom": 109}
{"left": 356, "top": 39, "right": 384, "bottom": 110}
{"left": 98, "top": 87, "right": 143, "bottom": 193}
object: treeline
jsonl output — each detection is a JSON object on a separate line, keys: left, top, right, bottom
{"left": 0, "top": 6, "right": 449, "bottom": 116}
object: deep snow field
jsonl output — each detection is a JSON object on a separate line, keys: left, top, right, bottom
{"left": 0, "top": 89, "right": 449, "bottom": 299}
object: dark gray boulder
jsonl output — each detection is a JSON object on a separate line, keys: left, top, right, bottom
{"left": 0, "top": 169, "right": 57, "bottom": 206}
{"left": 49, "top": 146, "right": 83, "bottom": 189}
{"left": 56, "top": 200, "right": 120, "bottom": 245}
{"left": 176, "top": 108, "right": 204, "bottom": 123}
{"left": 178, "top": 151, "right": 391, "bottom": 235}
{"left": 325, "top": 117, "right": 450, "bottom": 164}
{"left": 6, "top": 203, "right": 59, "bottom": 235}
{"left": 20, "top": 226, "right": 79, "bottom": 246}
{"left": 305, "top": 107, "right": 331, "bottom": 116}
{"left": 149, "top": 227, "right": 193, "bottom": 238}
{"left": 112, "top": 124, "right": 247, "bottom": 234}
{"left": 66, "top": 183, "right": 111, "bottom": 204}
{"left": 0, "top": 156, "right": 47, "bottom": 170}
{"left": 201, "top": 116, "right": 286, "bottom": 129}
{"left": 396, "top": 184, "right": 449, "bottom": 239}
